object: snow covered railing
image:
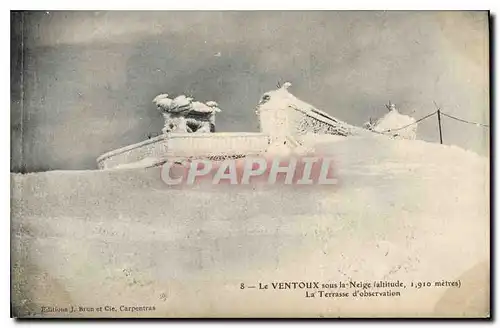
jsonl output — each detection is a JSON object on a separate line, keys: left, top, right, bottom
{"left": 289, "top": 105, "right": 356, "bottom": 136}
{"left": 255, "top": 82, "right": 365, "bottom": 138}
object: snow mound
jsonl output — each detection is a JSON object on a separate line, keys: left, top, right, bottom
{"left": 372, "top": 110, "right": 417, "bottom": 140}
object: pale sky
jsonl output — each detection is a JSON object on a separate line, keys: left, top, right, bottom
{"left": 11, "top": 11, "right": 489, "bottom": 172}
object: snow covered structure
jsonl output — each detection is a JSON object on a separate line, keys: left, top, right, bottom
{"left": 256, "top": 82, "right": 367, "bottom": 138}
{"left": 153, "top": 94, "right": 221, "bottom": 134}
{"left": 364, "top": 103, "right": 418, "bottom": 140}
{"left": 96, "top": 83, "right": 413, "bottom": 169}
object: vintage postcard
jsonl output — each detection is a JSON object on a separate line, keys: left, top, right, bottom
{"left": 10, "top": 10, "right": 490, "bottom": 318}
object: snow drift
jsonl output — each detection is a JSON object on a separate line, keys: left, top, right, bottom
{"left": 371, "top": 109, "right": 418, "bottom": 140}
{"left": 11, "top": 136, "right": 489, "bottom": 318}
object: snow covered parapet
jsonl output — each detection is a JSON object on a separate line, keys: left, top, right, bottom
{"left": 96, "top": 132, "right": 271, "bottom": 170}
{"left": 153, "top": 94, "right": 222, "bottom": 134}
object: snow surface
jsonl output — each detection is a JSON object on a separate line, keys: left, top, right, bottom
{"left": 11, "top": 136, "right": 489, "bottom": 317}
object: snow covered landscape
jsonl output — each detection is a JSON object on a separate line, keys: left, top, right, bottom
{"left": 10, "top": 10, "right": 489, "bottom": 319}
